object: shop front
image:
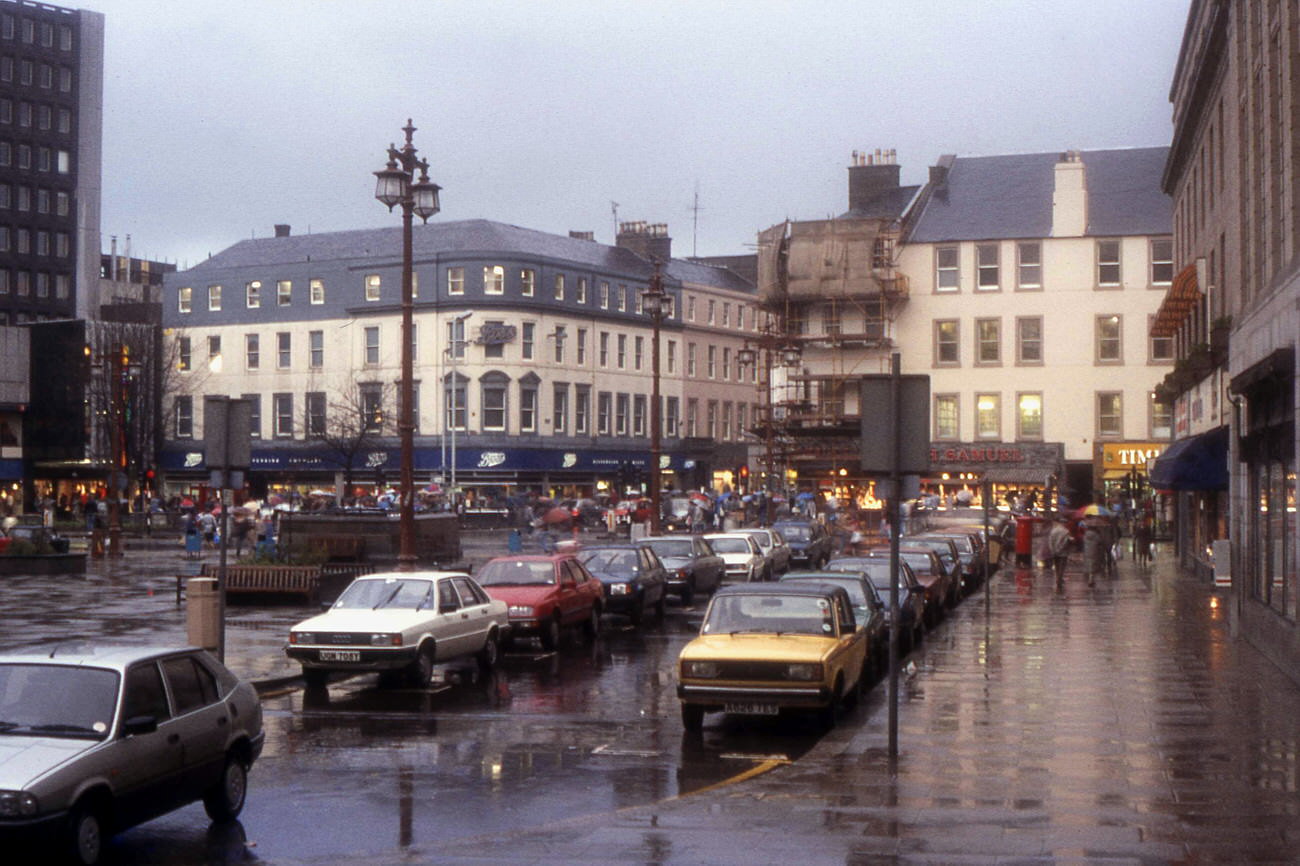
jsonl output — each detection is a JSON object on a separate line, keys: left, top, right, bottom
{"left": 1095, "top": 441, "right": 1167, "bottom": 504}
{"left": 926, "top": 442, "right": 1065, "bottom": 511}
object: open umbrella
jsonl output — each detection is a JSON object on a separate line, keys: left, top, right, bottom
{"left": 543, "top": 506, "right": 571, "bottom": 524}
{"left": 1076, "top": 504, "right": 1113, "bottom": 517}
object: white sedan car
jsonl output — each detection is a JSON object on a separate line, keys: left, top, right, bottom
{"left": 703, "top": 533, "right": 769, "bottom": 583}
{"left": 286, "top": 571, "right": 508, "bottom": 687}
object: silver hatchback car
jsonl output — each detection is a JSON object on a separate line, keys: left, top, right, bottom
{"left": 0, "top": 645, "right": 265, "bottom": 865}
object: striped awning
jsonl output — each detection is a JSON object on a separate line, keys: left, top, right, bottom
{"left": 1151, "top": 264, "right": 1201, "bottom": 338}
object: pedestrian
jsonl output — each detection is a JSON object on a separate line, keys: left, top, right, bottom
{"left": 1047, "top": 519, "right": 1072, "bottom": 584}
{"left": 1082, "top": 522, "right": 1104, "bottom": 586}
{"left": 1133, "top": 510, "right": 1153, "bottom": 568}
{"left": 82, "top": 494, "right": 98, "bottom": 533}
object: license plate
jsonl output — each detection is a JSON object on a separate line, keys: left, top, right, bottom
{"left": 319, "top": 650, "right": 361, "bottom": 662}
{"left": 724, "top": 702, "right": 778, "bottom": 716}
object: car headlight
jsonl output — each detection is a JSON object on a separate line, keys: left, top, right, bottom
{"left": 290, "top": 631, "right": 313, "bottom": 645}
{"left": 370, "top": 633, "right": 401, "bottom": 647}
{"left": 681, "top": 660, "right": 721, "bottom": 678}
{"left": 784, "top": 663, "right": 822, "bottom": 681}
{"left": 610, "top": 583, "right": 629, "bottom": 595}
{"left": 508, "top": 605, "right": 534, "bottom": 617}
{"left": 0, "top": 790, "right": 39, "bottom": 817}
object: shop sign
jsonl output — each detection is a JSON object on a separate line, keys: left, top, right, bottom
{"left": 928, "top": 442, "right": 1064, "bottom": 475}
{"left": 364, "top": 451, "right": 390, "bottom": 469}
{"left": 475, "top": 323, "right": 517, "bottom": 345}
{"left": 562, "top": 453, "right": 578, "bottom": 468}
{"left": 477, "top": 451, "right": 507, "bottom": 468}
{"left": 1101, "top": 443, "right": 1163, "bottom": 469}
{"left": 184, "top": 452, "right": 204, "bottom": 468}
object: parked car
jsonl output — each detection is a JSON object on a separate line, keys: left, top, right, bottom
{"left": 641, "top": 535, "right": 725, "bottom": 604}
{"left": 773, "top": 520, "right": 833, "bottom": 569}
{"left": 703, "top": 532, "right": 768, "bottom": 583}
{"left": 779, "top": 570, "right": 888, "bottom": 683}
{"left": 735, "top": 527, "right": 792, "bottom": 576}
{"left": 288, "top": 571, "right": 508, "bottom": 686}
{"left": 924, "top": 530, "right": 986, "bottom": 591}
{"left": 577, "top": 543, "right": 670, "bottom": 624}
{"left": 825, "top": 556, "right": 927, "bottom": 652}
{"left": 904, "top": 536, "right": 965, "bottom": 605}
{"left": 663, "top": 497, "right": 695, "bottom": 532}
{"left": 677, "top": 583, "right": 868, "bottom": 731}
{"left": 0, "top": 645, "right": 265, "bottom": 866}
{"left": 857, "top": 546, "right": 951, "bottom": 628}
{"left": 476, "top": 554, "right": 603, "bottom": 650}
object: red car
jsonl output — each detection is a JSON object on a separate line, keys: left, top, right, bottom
{"left": 476, "top": 553, "right": 604, "bottom": 650}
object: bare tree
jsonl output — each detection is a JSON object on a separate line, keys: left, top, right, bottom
{"left": 304, "top": 379, "right": 397, "bottom": 498}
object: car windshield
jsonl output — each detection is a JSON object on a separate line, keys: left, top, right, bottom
{"left": 709, "top": 537, "right": 752, "bottom": 554}
{"left": 580, "top": 549, "right": 638, "bottom": 575}
{"left": 703, "top": 594, "right": 834, "bottom": 636}
{"left": 785, "top": 577, "right": 867, "bottom": 608}
{"left": 0, "top": 663, "right": 119, "bottom": 739}
{"left": 777, "top": 525, "right": 811, "bottom": 541}
{"left": 644, "top": 539, "right": 692, "bottom": 558}
{"left": 476, "top": 560, "right": 556, "bottom": 586}
{"left": 334, "top": 578, "right": 435, "bottom": 610}
{"left": 742, "top": 532, "right": 773, "bottom": 550}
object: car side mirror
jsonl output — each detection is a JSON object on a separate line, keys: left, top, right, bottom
{"left": 122, "top": 715, "right": 158, "bottom": 736}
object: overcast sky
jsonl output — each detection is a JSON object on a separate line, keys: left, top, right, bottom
{"left": 80, "top": 0, "right": 1189, "bottom": 269}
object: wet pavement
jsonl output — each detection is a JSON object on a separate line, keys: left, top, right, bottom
{"left": 3, "top": 528, "right": 1300, "bottom": 864}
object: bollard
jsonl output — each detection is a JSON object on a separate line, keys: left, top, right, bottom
{"left": 186, "top": 577, "right": 221, "bottom": 652}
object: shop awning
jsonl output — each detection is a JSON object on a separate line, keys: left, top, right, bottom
{"left": 1151, "top": 264, "right": 1201, "bottom": 338}
{"left": 1149, "top": 426, "right": 1228, "bottom": 491}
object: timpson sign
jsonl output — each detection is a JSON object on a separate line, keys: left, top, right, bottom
{"left": 928, "top": 442, "right": 1064, "bottom": 473}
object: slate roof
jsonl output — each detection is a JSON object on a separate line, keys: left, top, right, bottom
{"left": 906, "top": 147, "right": 1171, "bottom": 243}
{"left": 183, "top": 218, "right": 753, "bottom": 293}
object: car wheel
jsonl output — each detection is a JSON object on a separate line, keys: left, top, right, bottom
{"left": 203, "top": 752, "right": 249, "bottom": 822}
{"left": 406, "top": 644, "right": 435, "bottom": 687}
{"left": 539, "top": 615, "right": 562, "bottom": 651}
{"left": 582, "top": 605, "right": 602, "bottom": 642}
{"left": 681, "top": 703, "right": 704, "bottom": 733}
{"left": 65, "top": 800, "right": 106, "bottom": 866}
{"left": 477, "top": 631, "right": 499, "bottom": 671}
{"left": 818, "top": 676, "right": 844, "bottom": 729}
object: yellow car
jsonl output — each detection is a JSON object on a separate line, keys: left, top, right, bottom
{"left": 676, "top": 583, "right": 868, "bottom": 731}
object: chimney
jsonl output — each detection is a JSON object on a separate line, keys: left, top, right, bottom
{"left": 1051, "top": 150, "right": 1087, "bottom": 237}
{"left": 616, "top": 221, "right": 672, "bottom": 261}
{"left": 848, "top": 147, "right": 901, "bottom": 211}
{"left": 274, "top": 224, "right": 291, "bottom": 238}
{"left": 569, "top": 230, "right": 595, "bottom": 241}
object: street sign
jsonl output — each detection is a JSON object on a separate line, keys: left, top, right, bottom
{"left": 859, "top": 375, "right": 930, "bottom": 474}
{"left": 203, "top": 396, "right": 252, "bottom": 471}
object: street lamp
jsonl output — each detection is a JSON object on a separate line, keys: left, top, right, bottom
{"left": 642, "top": 260, "right": 673, "bottom": 535}
{"left": 374, "top": 119, "right": 441, "bottom": 571}
{"left": 445, "top": 311, "right": 473, "bottom": 514}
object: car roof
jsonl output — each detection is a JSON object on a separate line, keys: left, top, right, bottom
{"left": 783, "top": 571, "right": 865, "bottom": 581}
{"left": 483, "top": 554, "right": 573, "bottom": 563}
{"left": 579, "top": 543, "right": 642, "bottom": 551}
{"left": 354, "top": 570, "right": 472, "bottom": 579}
{"left": 0, "top": 644, "right": 210, "bottom": 672}
{"left": 713, "top": 583, "right": 849, "bottom": 601}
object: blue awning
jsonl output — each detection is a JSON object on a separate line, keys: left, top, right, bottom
{"left": 1149, "top": 426, "right": 1228, "bottom": 491}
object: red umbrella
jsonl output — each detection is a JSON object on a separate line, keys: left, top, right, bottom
{"left": 542, "top": 506, "right": 571, "bottom": 524}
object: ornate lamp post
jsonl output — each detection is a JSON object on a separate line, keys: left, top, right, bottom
{"left": 641, "top": 261, "right": 673, "bottom": 535}
{"left": 374, "top": 119, "right": 441, "bottom": 571}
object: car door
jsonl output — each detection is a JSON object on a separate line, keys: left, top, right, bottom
{"left": 639, "top": 548, "right": 664, "bottom": 603}
{"left": 694, "top": 538, "right": 722, "bottom": 592}
{"left": 159, "top": 654, "right": 231, "bottom": 802}
{"left": 435, "top": 577, "right": 473, "bottom": 659}
{"left": 452, "top": 576, "right": 494, "bottom": 653}
{"left": 556, "top": 560, "right": 589, "bottom": 625}
{"left": 112, "top": 660, "right": 185, "bottom": 827}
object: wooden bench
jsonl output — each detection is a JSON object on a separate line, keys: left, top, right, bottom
{"left": 198, "top": 564, "right": 322, "bottom": 603}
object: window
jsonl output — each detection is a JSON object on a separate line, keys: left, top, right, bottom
{"left": 364, "top": 274, "right": 380, "bottom": 301}
{"left": 1097, "top": 392, "right": 1123, "bottom": 438}
{"left": 553, "top": 326, "right": 566, "bottom": 363}
{"left": 364, "top": 326, "right": 380, "bottom": 365}
{"left": 1016, "top": 316, "right": 1043, "bottom": 364}
{"left": 1150, "top": 394, "right": 1172, "bottom": 439}
{"left": 688, "top": 342, "right": 698, "bottom": 377}
{"left": 722, "top": 347, "right": 731, "bottom": 380}
{"left": 1096, "top": 315, "right": 1122, "bottom": 363}
{"left": 975, "top": 318, "right": 1001, "bottom": 365}
{"left": 616, "top": 334, "right": 626, "bottom": 369}
{"left": 520, "top": 268, "right": 535, "bottom": 297}
{"left": 553, "top": 385, "right": 568, "bottom": 434}
{"left": 483, "top": 266, "right": 504, "bottom": 295}
{"left": 666, "top": 340, "right": 677, "bottom": 374}
{"left": 599, "top": 281, "right": 609, "bottom": 309}
{"left": 722, "top": 303, "right": 731, "bottom": 327}
{"left": 522, "top": 322, "right": 535, "bottom": 360}
{"left": 665, "top": 397, "right": 680, "bottom": 437}
{"left": 707, "top": 346, "right": 716, "bottom": 378}
{"left": 482, "top": 380, "right": 507, "bottom": 431}
{"left": 576, "top": 328, "right": 587, "bottom": 365}
{"left": 309, "top": 330, "right": 323, "bottom": 368}
{"left": 634, "top": 289, "right": 643, "bottom": 315}
{"left": 207, "top": 335, "right": 221, "bottom": 369}
{"left": 687, "top": 296, "right": 696, "bottom": 321}
{"left": 708, "top": 299, "right": 716, "bottom": 324}
{"left": 275, "top": 280, "right": 291, "bottom": 306}
{"left": 721, "top": 401, "right": 732, "bottom": 439}
{"left": 310, "top": 279, "right": 324, "bottom": 304}
{"left": 935, "top": 394, "right": 959, "bottom": 440}
{"left": 976, "top": 243, "right": 999, "bottom": 290}
{"left": 276, "top": 332, "right": 291, "bottom": 369}
{"left": 178, "top": 286, "right": 192, "bottom": 313}
{"left": 1097, "top": 240, "right": 1121, "bottom": 286}
{"left": 737, "top": 403, "right": 747, "bottom": 436}
{"left": 483, "top": 321, "right": 505, "bottom": 359}
{"left": 1149, "top": 315, "right": 1173, "bottom": 362}
{"left": 306, "top": 392, "right": 326, "bottom": 436}
{"left": 447, "top": 267, "right": 464, "bottom": 295}
{"left": 1017, "top": 242, "right": 1042, "bottom": 289}
{"left": 174, "top": 396, "right": 193, "bottom": 438}
{"left": 575, "top": 386, "right": 590, "bottom": 434}
{"left": 936, "top": 246, "right": 959, "bottom": 291}
{"left": 706, "top": 401, "right": 718, "bottom": 439}
{"left": 576, "top": 277, "right": 587, "bottom": 303}
{"left": 615, "top": 394, "right": 629, "bottom": 435}
{"left": 245, "top": 334, "right": 259, "bottom": 369}
{"left": 597, "top": 392, "right": 612, "bottom": 435}
{"left": 1150, "top": 238, "right": 1173, "bottom": 285}
{"left": 447, "top": 318, "right": 467, "bottom": 360}
{"left": 520, "top": 383, "right": 537, "bottom": 432}
{"left": 599, "top": 332, "right": 609, "bottom": 367}
{"left": 358, "top": 384, "right": 382, "bottom": 432}
{"left": 934, "top": 320, "right": 959, "bottom": 366}
{"left": 686, "top": 398, "right": 698, "bottom": 437}
{"left": 245, "top": 280, "right": 261, "bottom": 308}
{"left": 823, "top": 301, "right": 841, "bottom": 336}
{"left": 177, "top": 337, "right": 191, "bottom": 372}
{"left": 273, "top": 394, "right": 293, "bottom": 438}
{"left": 975, "top": 393, "right": 1000, "bottom": 439}
{"left": 1017, "top": 393, "right": 1043, "bottom": 440}
{"left": 554, "top": 273, "right": 565, "bottom": 300}
{"left": 617, "top": 285, "right": 626, "bottom": 312}
{"left": 633, "top": 395, "right": 646, "bottom": 436}
{"left": 445, "top": 376, "right": 467, "bottom": 431}
{"left": 243, "top": 394, "right": 261, "bottom": 439}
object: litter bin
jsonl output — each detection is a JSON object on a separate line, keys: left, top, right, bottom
{"left": 186, "top": 577, "right": 221, "bottom": 652}
{"left": 1014, "top": 515, "right": 1042, "bottom": 567}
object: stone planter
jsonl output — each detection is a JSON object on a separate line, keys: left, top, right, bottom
{"left": 0, "top": 553, "right": 88, "bottom": 576}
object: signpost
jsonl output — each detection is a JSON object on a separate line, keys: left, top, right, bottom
{"left": 203, "top": 396, "right": 252, "bottom": 663}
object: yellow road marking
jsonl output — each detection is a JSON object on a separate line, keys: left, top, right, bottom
{"left": 680, "top": 757, "right": 788, "bottom": 797}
